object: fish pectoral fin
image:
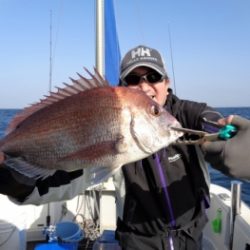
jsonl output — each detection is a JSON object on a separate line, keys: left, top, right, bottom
{"left": 114, "top": 135, "right": 128, "bottom": 153}
{"left": 4, "top": 155, "right": 56, "bottom": 180}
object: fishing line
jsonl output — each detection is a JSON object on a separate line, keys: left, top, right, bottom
{"left": 167, "top": 23, "right": 177, "bottom": 95}
{"left": 154, "top": 153, "right": 175, "bottom": 250}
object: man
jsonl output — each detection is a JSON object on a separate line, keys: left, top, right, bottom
{"left": 112, "top": 45, "right": 250, "bottom": 249}
{"left": 112, "top": 45, "right": 221, "bottom": 249}
{"left": 0, "top": 45, "right": 250, "bottom": 249}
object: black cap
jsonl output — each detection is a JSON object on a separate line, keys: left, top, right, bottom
{"left": 120, "top": 45, "right": 167, "bottom": 79}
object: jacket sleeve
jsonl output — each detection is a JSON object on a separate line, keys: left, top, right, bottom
{"left": 13, "top": 170, "right": 87, "bottom": 205}
{"left": 174, "top": 99, "right": 223, "bottom": 130}
{"left": 0, "top": 165, "right": 88, "bottom": 205}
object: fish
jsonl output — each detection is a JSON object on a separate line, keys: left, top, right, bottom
{"left": 0, "top": 69, "right": 183, "bottom": 185}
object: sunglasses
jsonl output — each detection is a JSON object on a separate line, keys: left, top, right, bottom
{"left": 122, "top": 71, "right": 165, "bottom": 86}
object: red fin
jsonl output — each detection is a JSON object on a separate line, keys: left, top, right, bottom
{"left": 6, "top": 68, "right": 110, "bottom": 134}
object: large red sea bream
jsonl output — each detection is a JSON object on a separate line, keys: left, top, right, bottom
{"left": 0, "top": 69, "right": 183, "bottom": 185}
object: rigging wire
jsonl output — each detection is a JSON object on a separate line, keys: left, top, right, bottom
{"left": 49, "top": 0, "right": 64, "bottom": 91}
{"left": 47, "top": 1, "right": 64, "bottom": 227}
{"left": 134, "top": 0, "right": 145, "bottom": 43}
{"left": 52, "top": 0, "right": 64, "bottom": 66}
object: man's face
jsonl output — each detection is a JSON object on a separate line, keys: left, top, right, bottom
{"left": 123, "top": 67, "right": 170, "bottom": 107}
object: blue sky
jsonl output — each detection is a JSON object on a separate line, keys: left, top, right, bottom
{"left": 0, "top": 0, "right": 249, "bottom": 108}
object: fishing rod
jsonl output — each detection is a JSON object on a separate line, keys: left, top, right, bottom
{"left": 168, "top": 23, "right": 177, "bottom": 95}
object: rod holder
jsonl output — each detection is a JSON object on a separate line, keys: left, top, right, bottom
{"left": 229, "top": 180, "right": 242, "bottom": 249}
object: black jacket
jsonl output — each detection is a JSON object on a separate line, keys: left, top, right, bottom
{"left": 115, "top": 90, "right": 223, "bottom": 249}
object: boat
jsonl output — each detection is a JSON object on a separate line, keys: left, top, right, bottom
{"left": 0, "top": 180, "right": 250, "bottom": 249}
{"left": 0, "top": 1, "right": 250, "bottom": 249}
{"left": 203, "top": 183, "right": 250, "bottom": 250}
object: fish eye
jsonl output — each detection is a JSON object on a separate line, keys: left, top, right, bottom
{"left": 151, "top": 104, "right": 161, "bottom": 116}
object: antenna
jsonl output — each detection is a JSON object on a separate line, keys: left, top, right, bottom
{"left": 47, "top": 10, "right": 52, "bottom": 231}
{"left": 168, "top": 23, "right": 177, "bottom": 95}
{"left": 49, "top": 10, "right": 53, "bottom": 92}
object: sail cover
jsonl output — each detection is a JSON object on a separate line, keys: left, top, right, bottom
{"left": 104, "top": 0, "right": 121, "bottom": 86}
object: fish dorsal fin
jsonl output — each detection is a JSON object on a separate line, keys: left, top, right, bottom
{"left": 6, "top": 68, "right": 109, "bottom": 134}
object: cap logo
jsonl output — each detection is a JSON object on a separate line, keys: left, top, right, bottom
{"left": 121, "top": 46, "right": 167, "bottom": 78}
{"left": 131, "top": 47, "right": 151, "bottom": 59}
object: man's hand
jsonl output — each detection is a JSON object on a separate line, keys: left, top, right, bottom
{"left": 201, "top": 115, "right": 250, "bottom": 179}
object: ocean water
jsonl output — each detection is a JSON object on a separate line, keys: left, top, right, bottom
{"left": 0, "top": 107, "right": 249, "bottom": 207}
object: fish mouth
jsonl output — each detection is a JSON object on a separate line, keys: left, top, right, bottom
{"left": 170, "top": 124, "right": 184, "bottom": 138}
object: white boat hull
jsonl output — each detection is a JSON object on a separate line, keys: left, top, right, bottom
{"left": 203, "top": 184, "right": 250, "bottom": 250}
{"left": 0, "top": 183, "right": 250, "bottom": 249}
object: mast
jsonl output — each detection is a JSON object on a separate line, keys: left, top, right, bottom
{"left": 96, "top": 0, "right": 105, "bottom": 77}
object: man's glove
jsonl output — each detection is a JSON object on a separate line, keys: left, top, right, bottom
{"left": 201, "top": 115, "right": 250, "bottom": 179}
{"left": 0, "top": 159, "right": 84, "bottom": 203}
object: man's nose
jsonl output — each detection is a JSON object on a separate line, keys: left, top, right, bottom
{"left": 139, "top": 82, "right": 151, "bottom": 94}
